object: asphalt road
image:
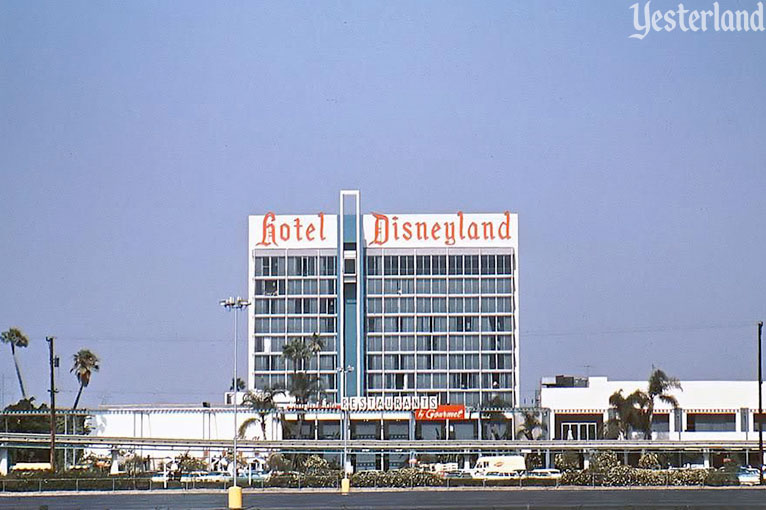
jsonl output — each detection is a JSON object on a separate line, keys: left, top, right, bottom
{"left": 2, "top": 488, "right": 766, "bottom": 510}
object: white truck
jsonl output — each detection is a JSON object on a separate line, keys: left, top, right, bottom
{"left": 471, "top": 456, "right": 526, "bottom": 479}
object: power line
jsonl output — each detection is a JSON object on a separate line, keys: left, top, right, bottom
{"left": 521, "top": 321, "right": 752, "bottom": 338}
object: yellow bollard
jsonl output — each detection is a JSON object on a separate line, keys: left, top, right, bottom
{"left": 228, "top": 485, "right": 243, "bottom": 510}
{"left": 341, "top": 477, "right": 350, "bottom": 495}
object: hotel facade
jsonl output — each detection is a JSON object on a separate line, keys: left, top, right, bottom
{"left": 247, "top": 190, "right": 520, "bottom": 411}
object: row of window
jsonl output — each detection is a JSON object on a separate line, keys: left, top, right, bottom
{"left": 367, "top": 315, "right": 513, "bottom": 333}
{"left": 366, "top": 277, "right": 513, "bottom": 296}
{"left": 367, "top": 254, "right": 513, "bottom": 276}
{"left": 255, "top": 317, "right": 337, "bottom": 334}
{"left": 255, "top": 297, "right": 337, "bottom": 315}
{"left": 255, "top": 279, "right": 337, "bottom": 296}
{"left": 366, "top": 296, "right": 513, "bottom": 314}
{"left": 255, "top": 256, "right": 337, "bottom": 277}
{"left": 253, "top": 336, "right": 338, "bottom": 354}
{"left": 367, "top": 334, "right": 514, "bottom": 352}
{"left": 253, "top": 354, "right": 338, "bottom": 371}
{"left": 366, "top": 353, "right": 512, "bottom": 371}
{"left": 253, "top": 374, "right": 338, "bottom": 392}
{"left": 365, "top": 372, "right": 513, "bottom": 391}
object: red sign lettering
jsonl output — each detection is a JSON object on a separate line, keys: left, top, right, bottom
{"left": 414, "top": 404, "right": 466, "bottom": 421}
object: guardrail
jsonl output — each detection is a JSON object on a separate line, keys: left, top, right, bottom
{"left": 1, "top": 433, "right": 764, "bottom": 453}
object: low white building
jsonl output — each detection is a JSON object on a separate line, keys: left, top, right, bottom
{"left": 86, "top": 404, "right": 281, "bottom": 470}
{"left": 540, "top": 376, "right": 765, "bottom": 442}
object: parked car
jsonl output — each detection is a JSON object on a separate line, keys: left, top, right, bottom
{"left": 737, "top": 467, "right": 761, "bottom": 486}
{"left": 180, "top": 470, "right": 209, "bottom": 483}
{"left": 480, "top": 471, "right": 523, "bottom": 480}
{"left": 199, "top": 471, "right": 231, "bottom": 483}
{"left": 526, "top": 468, "right": 562, "bottom": 480}
{"left": 443, "top": 470, "right": 473, "bottom": 480}
{"left": 150, "top": 472, "right": 170, "bottom": 483}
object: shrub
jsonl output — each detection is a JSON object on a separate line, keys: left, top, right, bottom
{"left": 589, "top": 451, "right": 620, "bottom": 472}
{"left": 638, "top": 452, "right": 661, "bottom": 470}
{"left": 554, "top": 452, "right": 580, "bottom": 471}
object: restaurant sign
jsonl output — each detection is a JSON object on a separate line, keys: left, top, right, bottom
{"left": 341, "top": 395, "right": 438, "bottom": 412}
{"left": 414, "top": 405, "right": 467, "bottom": 421}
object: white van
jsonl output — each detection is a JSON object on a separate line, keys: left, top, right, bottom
{"left": 472, "top": 456, "right": 526, "bottom": 479}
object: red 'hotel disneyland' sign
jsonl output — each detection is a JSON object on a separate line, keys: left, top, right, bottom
{"left": 414, "top": 405, "right": 467, "bottom": 421}
{"left": 250, "top": 212, "right": 517, "bottom": 249}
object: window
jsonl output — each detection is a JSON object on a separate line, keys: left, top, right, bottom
{"left": 366, "top": 256, "right": 380, "bottom": 276}
{"left": 367, "top": 317, "right": 381, "bottom": 332}
{"left": 320, "top": 298, "right": 336, "bottom": 314}
{"left": 367, "top": 279, "right": 382, "bottom": 295}
{"left": 320, "top": 279, "right": 336, "bottom": 295}
{"left": 368, "top": 336, "right": 382, "bottom": 351}
{"left": 686, "top": 414, "right": 736, "bottom": 432}
{"left": 366, "top": 298, "right": 381, "bottom": 314}
{"left": 480, "top": 279, "right": 496, "bottom": 294}
{"left": 481, "top": 255, "right": 496, "bottom": 275}
{"left": 320, "top": 256, "right": 337, "bottom": 276}
{"left": 416, "top": 256, "right": 431, "bottom": 275}
{"left": 400, "top": 256, "right": 414, "bottom": 275}
{"left": 288, "top": 256, "right": 316, "bottom": 276}
{"left": 432, "top": 256, "right": 447, "bottom": 275}
{"left": 344, "top": 258, "right": 356, "bottom": 275}
{"left": 416, "top": 279, "right": 431, "bottom": 294}
{"left": 449, "top": 255, "right": 463, "bottom": 275}
{"left": 497, "top": 255, "right": 513, "bottom": 275}
{"left": 464, "top": 255, "right": 479, "bottom": 275}
{"left": 384, "top": 256, "right": 398, "bottom": 276}
{"left": 320, "top": 317, "right": 335, "bottom": 332}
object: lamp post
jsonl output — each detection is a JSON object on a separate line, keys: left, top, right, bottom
{"left": 220, "top": 296, "right": 250, "bottom": 491}
{"left": 758, "top": 321, "right": 763, "bottom": 485}
{"left": 337, "top": 365, "right": 354, "bottom": 480}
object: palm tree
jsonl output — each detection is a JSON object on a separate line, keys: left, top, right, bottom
{"left": 1, "top": 328, "right": 30, "bottom": 400}
{"left": 605, "top": 389, "right": 648, "bottom": 439}
{"left": 646, "top": 368, "right": 682, "bottom": 438}
{"left": 239, "top": 387, "right": 283, "bottom": 440}
{"left": 282, "top": 337, "right": 312, "bottom": 372}
{"left": 515, "top": 410, "right": 547, "bottom": 440}
{"left": 71, "top": 349, "right": 100, "bottom": 409}
{"left": 230, "top": 377, "right": 246, "bottom": 392}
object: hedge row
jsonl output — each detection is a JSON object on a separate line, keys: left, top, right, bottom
{"left": 561, "top": 467, "right": 738, "bottom": 487}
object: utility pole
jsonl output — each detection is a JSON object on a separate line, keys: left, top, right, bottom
{"left": 758, "top": 322, "right": 763, "bottom": 485}
{"left": 46, "top": 336, "right": 57, "bottom": 472}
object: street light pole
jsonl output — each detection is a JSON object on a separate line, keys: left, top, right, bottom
{"left": 220, "top": 297, "right": 250, "bottom": 489}
{"left": 46, "top": 336, "right": 57, "bottom": 471}
{"left": 758, "top": 321, "right": 763, "bottom": 485}
{"left": 337, "top": 365, "right": 354, "bottom": 477}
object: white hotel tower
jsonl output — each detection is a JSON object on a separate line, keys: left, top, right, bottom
{"left": 247, "top": 190, "right": 519, "bottom": 410}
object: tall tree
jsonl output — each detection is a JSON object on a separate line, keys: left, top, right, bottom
{"left": 281, "top": 336, "right": 324, "bottom": 438}
{"left": 239, "top": 387, "right": 283, "bottom": 440}
{"left": 1, "top": 328, "right": 30, "bottom": 400}
{"left": 71, "top": 349, "right": 100, "bottom": 409}
{"left": 605, "top": 389, "right": 648, "bottom": 439}
{"left": 282, "top": 337, "right": 313, "bottom": 373}
{"left": 515, "top": 410, "right": 547, "bottom": 440}
{"left": 230, "top": 377, "right": 246, "bottom": 392}
{"left": 645, "top": 368, "right": 682, "bottom": 438}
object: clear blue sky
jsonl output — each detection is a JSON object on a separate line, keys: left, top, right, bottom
{"left": 1, "top": 1, "right": 764, "bottom": 408}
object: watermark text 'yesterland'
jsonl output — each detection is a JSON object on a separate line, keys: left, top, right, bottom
{"left": 630, "top": 1, "right": 765, "bottom": 39}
